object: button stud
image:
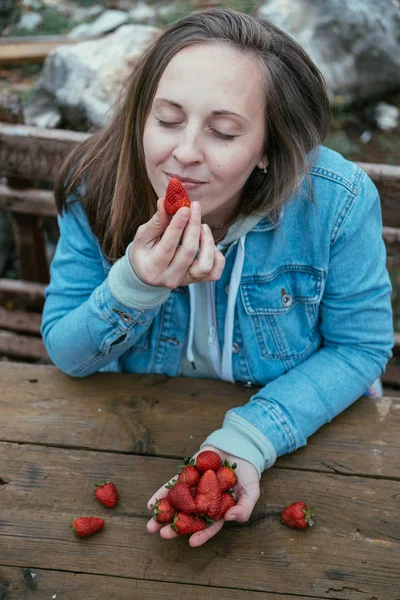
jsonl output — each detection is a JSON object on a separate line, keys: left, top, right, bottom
{"left": 281, "top": 293, "right": 293, "bottom": 308}
{"left": 232, "top": 342, "right": 240, "bottom": 353}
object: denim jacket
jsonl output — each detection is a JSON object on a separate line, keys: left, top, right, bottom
{"left": 41, "top": 146, "right": 394, "bottom": 476}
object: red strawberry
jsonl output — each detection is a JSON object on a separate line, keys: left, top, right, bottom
{"left": 166, "top": 481, "right": 197, "bottom": 514}
{"left": 151, "top": 497, "right": 176, "bottom": 523}
{"left": 216, "top": 492, "right": 237, "bottom": 520}
{"left": 165, "top": 177, "right": 191, "bottom": 215}
{"left": 197, "top": 469, "right": 222, "bottom": 519}
{"left": 72, "top": 517, "right": 104, "bottom": 538}
{"left": 216, "top": 460, "right": 237, "bottom": 492}
{"left": 196, "top": 450, "right": 222, "bottom": 473}
{"left": 178, "top": 459, "right": 201, "bottom": 486}
{"left": 194, "top": 492, "right": 209, "bottom": 515}
{"left": 281, "top": 502, "right": 315, "bottom": 529}
{"left": 189, "top": 485, "right": 197, "bottom": 498}
{"left": 94, "top": 481, "right": 119, "bottom": 508}
{"left": 170, "top": 512, "right": 209, "bottom": 535}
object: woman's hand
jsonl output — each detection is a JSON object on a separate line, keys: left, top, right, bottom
{"left": 129, "top": 197, "right": 225, "bottom": 288}
{"left": 146, "top": 446, "right": 260, "bottom": 547}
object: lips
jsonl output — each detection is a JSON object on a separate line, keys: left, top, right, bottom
{"left": 165, "top": 172, "right": 206, "bottom": 184}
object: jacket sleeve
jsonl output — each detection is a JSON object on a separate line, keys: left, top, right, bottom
{"left": 203, "top": 171, "right": 394, "bottom": 473}
{"left": 41, "top": 197, "right": 169, "bottom": 377}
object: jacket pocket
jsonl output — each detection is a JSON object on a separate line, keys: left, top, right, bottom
{"left": 240, "top": 265, "right": 325, "bottom": 360}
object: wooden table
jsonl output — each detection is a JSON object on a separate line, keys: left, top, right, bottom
{"left": 0, "top": 362, "right": 399, "bottom": 600}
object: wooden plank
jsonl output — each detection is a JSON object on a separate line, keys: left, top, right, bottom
{"left": 0, "top": 362, "right": 399, "bottom": 479}
{"left": 0, "top": 123, "right": 89, "bottom": 183}
{"left": 0, "top": 567, "right": 294, "bottom": 600}
{"left": 11, "top": 212, "right": 49, "bottom": 282}
{"left": 0, "top": 37, "right": 95, "bottom": 66}
{"left": 0, "top": 182, "right": 57, "bottom": 216}
{"left": 382, "top": 361, "right": 400, "bottom": 388}
{"left": 0, "top": 278, "right": 45, "bottom": 309}
{"left": 0, "top": 330, "right": 47, "bottom": 361}
{"left": 0, "top": 442, "right": 399, "bottom": 599}
{"left": 0, "top": 307, "right": 41, "bottom": 335}
{"left": 357, "top": 162, "right": 400, "bottom": 228}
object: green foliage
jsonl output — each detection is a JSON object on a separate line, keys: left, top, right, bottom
{"left": 6, "top": 7, "right": 74, "bottom": 36}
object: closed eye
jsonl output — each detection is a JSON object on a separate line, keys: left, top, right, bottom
{"left": 156, "top": 119, "right": 238, "bottom": 141}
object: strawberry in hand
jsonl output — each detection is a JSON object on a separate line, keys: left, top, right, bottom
{"left": 146, "top": 446, "right": 260, "bottom": 547}
{"left": 164, "top": 178, "right": 191, "bottom": 215}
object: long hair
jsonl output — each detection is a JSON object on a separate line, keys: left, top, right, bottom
{"left": 54, "top": 8, "right": 331, "bottom": 262}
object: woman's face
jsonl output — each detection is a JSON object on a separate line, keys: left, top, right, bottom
{"left": 143, "top": 43, "right": 267, "bottom": 224}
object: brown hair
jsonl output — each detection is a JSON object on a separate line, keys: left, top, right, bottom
{"left": 55, "top": 8, "right": 330, "bottom": 262}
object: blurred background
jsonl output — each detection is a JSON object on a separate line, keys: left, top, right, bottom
{"left": 0, "top": 0, "right": 399, "bottom": 339}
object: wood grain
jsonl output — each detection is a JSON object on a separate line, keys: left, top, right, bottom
{"left": 0, "top": 442, "right": 399, "bottom": 599}
{"left": 0, "top": 363, "right": 399, "bottom": 479}
{"left": 0, "top": 566, "right": 300, "bottom": 600}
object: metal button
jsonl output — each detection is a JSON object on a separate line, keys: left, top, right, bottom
{"left": 225, "top": 285, "right": 230, "bottom": 294}
{"left": 232, "top": 342, "right": 240, "bottom": 354}
{"left": 281, "top": 293, "right": 293, "bottom": 308}
{"left": 112, "top": 308, "right": 133, "bottom": 324}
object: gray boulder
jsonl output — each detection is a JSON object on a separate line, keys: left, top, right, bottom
{"left": 24, "top": 24, "right": 160, "bottom": 129}
{"left": 257, "top": 0, "right": 400, "bottom": 105}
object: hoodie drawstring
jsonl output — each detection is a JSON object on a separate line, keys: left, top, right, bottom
{"left": 186, "top": 235, "right": 246, "bottom": 381}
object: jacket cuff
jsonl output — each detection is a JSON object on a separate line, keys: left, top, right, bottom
{"left": 108, "top": 242, "right": 171, "bottom": 310}
{"left": 201, "top": 412, "right": 277, "bottom": 478}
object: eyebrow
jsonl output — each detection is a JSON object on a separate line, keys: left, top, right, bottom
{"left": 154, "top": 98, "right": 250, "bottom": 123}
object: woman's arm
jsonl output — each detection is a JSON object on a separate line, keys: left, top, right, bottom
{"left": 204, "top": 171, "right": 394, "bottom": 468}
{"left": 41, "top": 198, "right": 166, "bottom": 377}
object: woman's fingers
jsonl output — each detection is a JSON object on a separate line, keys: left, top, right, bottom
{"left": 189, "top": 518, "right": 225, "bottom": 547}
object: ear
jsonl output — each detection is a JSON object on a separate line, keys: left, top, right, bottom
{"left": 257, "top": 155, "right": 269, "bottom": 170}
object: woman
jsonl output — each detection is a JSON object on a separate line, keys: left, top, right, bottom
{"left": 41, "top": 8, "right": 393, "bottom": 546}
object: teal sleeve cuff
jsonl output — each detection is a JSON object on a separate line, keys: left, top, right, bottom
{"left": 201, "top": 412, "right": 277, "bottom": 479}
{"left": 108, "top": 242, "right": 171, "bottom": 310}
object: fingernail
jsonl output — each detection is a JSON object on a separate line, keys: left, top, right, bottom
{"left": 225, "top": 514, "right": 236, "bottom": 521}
{"left": 193, "top": 201, "right": 201, "bottom": 213}
{"left": 181, "top": 207, "right": 190, "bottom": 219}
{"left": 202, "top": 223, "right": 210, "bottom": 233}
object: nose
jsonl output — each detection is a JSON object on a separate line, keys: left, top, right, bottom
{"left": 172, "top": 129, "right": 204, "bottom": 166}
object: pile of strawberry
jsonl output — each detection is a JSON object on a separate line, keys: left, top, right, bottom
{"left": 151, "top": 450, "right": 238, "bottom": 535}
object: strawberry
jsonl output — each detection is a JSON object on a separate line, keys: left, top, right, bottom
{"left": 178, "top": 458, "right": 201, "bottom": 486}
{"left": 281, "top": 501, "right": 315, "bottom": 529}
{"left": 166, "top": 480, "right": 197, "bottom": 514}
{"left": 189, "top": 485, "right": 197, "bottom": 498}
{"left": 216, "top": 460, "right": 237, "bottom": 492}
{"left": 94, "top": 481, "right": 119, "bottom": 508}
{"left": 170, "top": 512, "right": 209, "bottom": 535}
{"left": 165, "top": 177, "right": 191, "bottom": 215}
{"left": 216, "top": 492, "right": 237, "bottom": 520}
{"left": 197, "top": 469, "right": 222, "bottom": 519}
{"left": 196, "top": 450, "right": 222, "bottom": 473}
{"left": 72, "top": 517, "right": 104, "bottom": 538}
{"left": 194, "top": 492, "right": 209, "bottom": 515}
{"left": 151, "top": 497, "right": 176, "bottom": 524}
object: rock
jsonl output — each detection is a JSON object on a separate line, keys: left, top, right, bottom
{"left": 29, "top": 24, "right": 160, "bottom": 129}
{"left": 71, "top": 4, "right": 103, "bottom": 24}
{"left": 257, "top": 0, "right": 400, "bottom": 105}
{"left": 374, "top": 102, "right": 400, "bottom": 131}
{"left": 129, "top": 2, "right": 157, "bottom": 23}
{"left": 22, "top": 0, "right": 42, "bottom": 10}
{"left": 23, "top": 88, "right": 62, "bottom": 128}
{"left": 68, "top": 9, "right": 130, "bottom": 39}
{"left": 17, "top": 10, "right": 43, "bottom": 30}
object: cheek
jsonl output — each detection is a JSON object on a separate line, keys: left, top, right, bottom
{"left": 213, "top": 144, "right": 258, "bottom": 182}
{"left": 143, "top": 124, "right": 169, "bottom": 168}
